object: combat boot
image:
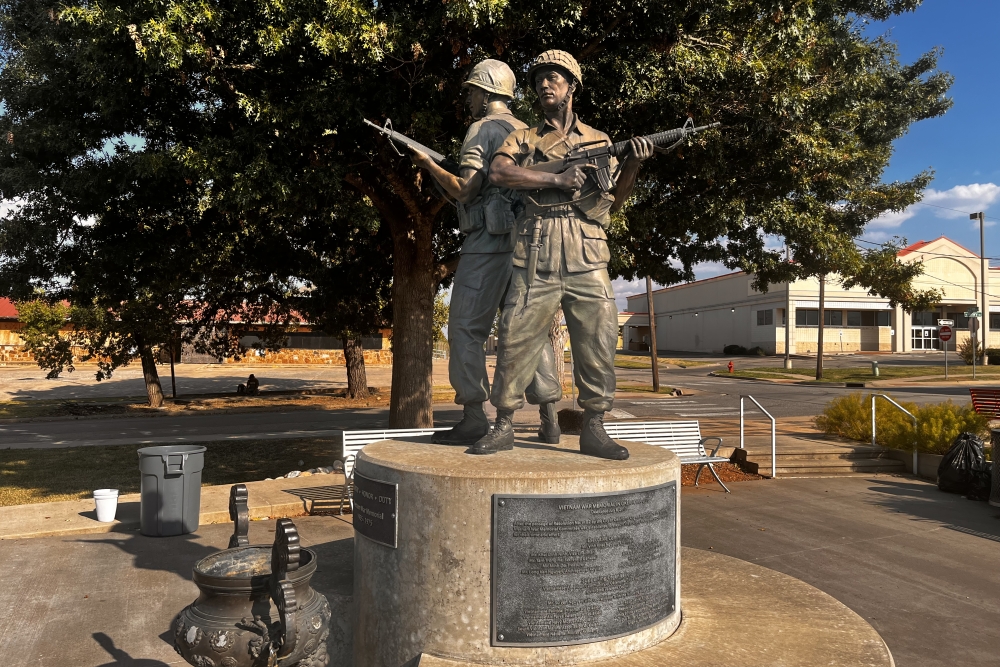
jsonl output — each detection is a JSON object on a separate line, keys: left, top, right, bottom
{"left": 579, "top": 410, "right": 629, "bottom": 460}
{"left": 538, "top": 402, "right": 561, "bottom": 444}
{"left": 467, "top": 410, "right": 515, "bottom": 455}
{"left": 432, "top": 403, "right": 490, "bottom": 446}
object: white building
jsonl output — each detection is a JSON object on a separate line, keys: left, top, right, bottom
{"left": 622, "top": 237, "right": 996, "bottom": 354}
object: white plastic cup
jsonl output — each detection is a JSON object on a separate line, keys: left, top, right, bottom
{"left": 94, "top": 489, "right": 120, "bottom": 523}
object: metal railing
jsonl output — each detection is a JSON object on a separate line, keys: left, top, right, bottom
{"left": 871, "top": 394, "right": 918, "bottom": 474}
{"left": 740, "top": 395, "right": 776, "bottom": 478}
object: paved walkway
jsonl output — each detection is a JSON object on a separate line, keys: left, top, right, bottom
{"left": 683, "top": 476, "right": 1000, "bottom": 667}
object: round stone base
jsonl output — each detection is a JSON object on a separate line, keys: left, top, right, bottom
{"left": 411, "top": 547, "right": 894, "bottom": 667}
{"left": 353, "top": 436, "right": 681, "bottom": 667}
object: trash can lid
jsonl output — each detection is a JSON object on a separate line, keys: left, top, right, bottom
{"left": 137, "top": 444, "right": 207, "bottom": 457}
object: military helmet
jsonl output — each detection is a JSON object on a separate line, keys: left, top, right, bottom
{"left": 463, "top": 59, "right": 517, "bottom": 98}
{"left": 527, "top": 49, "right": 583, "bottom": 89}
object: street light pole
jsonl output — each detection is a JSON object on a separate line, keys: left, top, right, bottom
{"left": 972, "top": 211, "right": 988, "bottom": 365}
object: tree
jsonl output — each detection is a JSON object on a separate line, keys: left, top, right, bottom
{"left": 0, "top": 0, "right": 952, "bottom": 424}
{"left": 296, "top": 206, "right": 393, "bottom": 400}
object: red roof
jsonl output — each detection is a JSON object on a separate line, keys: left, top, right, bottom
{"left": 897, "top": 236, "right": 980, "bottom": 258}
{"left": 0, "top": 298, "right": 17, "bottom": 319}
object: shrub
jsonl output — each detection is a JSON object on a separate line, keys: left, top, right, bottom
{"left": 723, "top": 344, "right": 747, "bottom": 355}
{"left": 747, "top": 346, "right": 766, "bottom": 356}
{"left": 815, "top": 392, "right": 990, "bottom": 454}
{"left": 987, "top": 348, "right": 1000, "bottom": 365}
{"left": 958, "top": 337, "right": 984, "bottom": 365}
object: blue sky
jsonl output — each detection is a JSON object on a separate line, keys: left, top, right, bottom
{"left": 614, "top": 0, "right": 1000, "bottom": 310}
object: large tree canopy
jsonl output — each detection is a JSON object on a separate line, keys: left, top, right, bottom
{"left": 0, "top": 0, "right": 951, "bottom": 423}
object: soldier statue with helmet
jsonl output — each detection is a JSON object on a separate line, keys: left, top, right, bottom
{"left": 471, "top": 49, "right": 656, "bottom": 460}
{"left": 409, "top": 59, "right": 562, "bottom": 447}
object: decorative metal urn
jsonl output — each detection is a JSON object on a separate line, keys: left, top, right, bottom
{"left": 172, "top": 485, "right": 332, "bottom": 667}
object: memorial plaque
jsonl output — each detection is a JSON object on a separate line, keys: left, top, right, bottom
{"left": 352, "top": 473, "right": 398, "bottom": 548}
{"left": 491, "top": 481, "right": 676, "bottom": 646}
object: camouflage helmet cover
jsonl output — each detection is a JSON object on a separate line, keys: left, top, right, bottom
{"left": 463, "top": 59, "right": 517, "bottom": 98}
{"left": 527, "top": 49, "right": 583, "bottom": 89}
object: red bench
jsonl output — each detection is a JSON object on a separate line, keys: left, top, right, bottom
{"left": 969, "top": 388, "right": 1000, "bottom": 417}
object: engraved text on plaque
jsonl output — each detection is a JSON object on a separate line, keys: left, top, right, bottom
{"left": 491, "top": 482, "right": 676, "bottom": 646}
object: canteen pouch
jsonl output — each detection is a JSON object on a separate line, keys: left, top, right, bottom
{"left": 484, "top": 193, "right": 516, "bottom": 235}
{"left": 457, "top": 200, "right": 485, "bottom": 234}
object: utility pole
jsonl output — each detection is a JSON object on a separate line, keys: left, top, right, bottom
{"left": 645, "top": 276, "right": 660, "bottom": 392}
{"left": 816, "top": 274, "right": 826, "bottom": 380}
{"left": 784, "top": 244, "right": 792, "bottom": 369}
{"left": 972, "top": 211, "right": 988, "bottom": 365}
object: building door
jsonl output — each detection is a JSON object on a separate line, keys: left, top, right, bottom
{"left": 911, "top": 327, "right": 939, "bottom": 350}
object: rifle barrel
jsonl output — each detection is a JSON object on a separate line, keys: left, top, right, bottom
{"left": 362, "top": 118, "right": 448, "bottom": 163}
{"left": 610, "top": 121, "right": 720, "bottom": 156}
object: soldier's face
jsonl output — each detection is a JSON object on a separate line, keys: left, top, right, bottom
{"left": 535, "top": 68, "right": 571, "bottom": 110}
{"left": 466, "top": 87, "right": 488, "bottom": 118}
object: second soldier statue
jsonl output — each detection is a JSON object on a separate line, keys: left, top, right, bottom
{"left": 410, "top": 59, "right": 562, "bottom": 447}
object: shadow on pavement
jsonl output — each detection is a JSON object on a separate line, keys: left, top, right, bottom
{"left": 866, "top": 477, "right": 1000, "bottom": 540}
{"left": 92, "top": 632, "right": 171, "bottom": 667}
{"left": 81, "top": 531, "right": 219, "bottom": 582}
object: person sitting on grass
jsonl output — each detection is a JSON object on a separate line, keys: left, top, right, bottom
{"left": 237, "top": 374, "right": 260, "bottom": 396}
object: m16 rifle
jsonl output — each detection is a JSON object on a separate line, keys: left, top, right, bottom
{"left": 363, "top": 118, "right": 460, "bottom": 175}
{"left": 524, "top": 117, "right": 720, "bottom": 192}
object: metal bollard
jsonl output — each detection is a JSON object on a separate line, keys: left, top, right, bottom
{"left": 871, "top": 360, "right": 879, "bottom": 377}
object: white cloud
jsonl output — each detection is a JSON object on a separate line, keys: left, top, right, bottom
{"left": 0, "top": 198, "right": 21, "bottom": 218}
{"left": 867, "top": 182, "right": 999, "bottom": 233}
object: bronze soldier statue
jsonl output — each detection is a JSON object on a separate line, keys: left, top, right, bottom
{"left": 410, "top": 59, "right": 562, "bottom": 447}
{"left": 470, "top": 50, "right": 655, "bottom": 460}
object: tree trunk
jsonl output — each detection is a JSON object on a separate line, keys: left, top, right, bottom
{"left": 816, "top": 274, "right": 825, "bottom": 381}
{"left": 138, "top": 345, "right": 164, "bottom": 408}
{"left": 388, "top": 215, "right": 436, "bottom": 427}
{"left": 549, "top": 307, "right": 567, "bottom": 390}
{"left": 343, "top": 335, "right": 370, "bottom": 399}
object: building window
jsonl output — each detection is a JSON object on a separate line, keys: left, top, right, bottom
{"left": 878, "top": 311, "right": 890, "bottom": 326}
{"left": 912, "top": 311, "right": 938, "bottom": 326}
{"left": 846, "top": 311, "right": 888, "bottom": 327}
{"left": 991, "top": 314, "right": 1000, "bottom": 329}
{"left": 796, "top": 309, "right": 819, "bottom": 326}
{"left": 824, "top": 310, "right": 843, "bottom": 326}
{"left": 756, "top": 309, "right": 773, "bottom": 325}
{"left": 847, "top": 311, "right": 862, "bottom": 327}
{"left": 948, "top": 312, "right": 970, "bottom": 329}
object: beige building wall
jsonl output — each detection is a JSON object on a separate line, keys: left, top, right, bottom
{"left": 624, "top": 237, "right": 991, "bottom": 356}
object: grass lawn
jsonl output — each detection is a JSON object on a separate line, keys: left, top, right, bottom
{"left": 614, "top": 355, "right": 716, "bottom": 369}
{"left": 731, "top": 365, "right": 1000, "bottom": 382}
{"left": 616, "top": 384, "right": 676, "bottom": 394}
{"left": 0, "top": 438, "right": 338, "bottom": 507}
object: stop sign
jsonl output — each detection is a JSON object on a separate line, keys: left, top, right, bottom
{"left": 939, "top": 325, "right": 953, "bottom": 342}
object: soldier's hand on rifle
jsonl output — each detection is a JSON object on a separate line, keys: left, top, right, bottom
{"left": 628, "top": 137, "right": 654, "bottom": 163}
{"left": 409, "top": 147, "right": 433, "bottom": 169}
{"left": 554, "top": 165, "right": 588, "bottom": 191}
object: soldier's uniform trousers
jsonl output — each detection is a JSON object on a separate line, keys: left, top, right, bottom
{"left": 448, "top": 251, "right": 561, "bottom": 407}
{"left": 491, "top": 257, "right": 618, "bottom": 414}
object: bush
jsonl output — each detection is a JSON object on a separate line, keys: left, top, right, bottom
{"left": 815, "top": 392, "right": 990, "bottom": 454}
{"left": 958, "top": 337, "right": 984, "bottom": 365}
{"left": 747, "top": 346, "right": 766, "bottom": 356}
{"left": 987, "top": 348, "right": 1000, "bottom": 365}
{"left": 724, "top": 344, "right": 747, "bottom": 355}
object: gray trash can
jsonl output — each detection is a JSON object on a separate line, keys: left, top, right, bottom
{"left": 138, "top": 445, "right": 206, "bottom": 536}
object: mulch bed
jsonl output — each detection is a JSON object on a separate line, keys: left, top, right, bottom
{"left": 681, "top": 462, "right": 762, "bottom": 486}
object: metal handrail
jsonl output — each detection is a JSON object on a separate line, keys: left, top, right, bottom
{"left": 871, "top": 394, "right": 918, "bottom": 475}
{"left": 740, "top": 395, "right": 777, "bottom": 478}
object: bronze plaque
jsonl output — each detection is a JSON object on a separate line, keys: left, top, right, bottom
{"left": 491, "top": 481, "right": 676, "bottom": 646}
{"left": 352, "top": 472, "right": 398, "bottom": 548}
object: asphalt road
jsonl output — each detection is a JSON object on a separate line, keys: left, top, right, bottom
{"left": 0, "top": 359, "right": 976, "bottom": 449}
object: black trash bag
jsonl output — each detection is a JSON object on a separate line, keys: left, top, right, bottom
{"left": 937, "top": 432, "right": 988, "bottom": 496}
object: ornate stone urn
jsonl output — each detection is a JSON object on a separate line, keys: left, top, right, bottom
{"left": 172, "top": 485, "right": 332, "bottom": 667}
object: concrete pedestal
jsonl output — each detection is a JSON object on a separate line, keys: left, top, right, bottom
{"left": 353, "top": 436, "right": 681, "bottom": 667}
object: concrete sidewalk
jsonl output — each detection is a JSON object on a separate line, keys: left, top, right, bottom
{"left": 0, "top": 472, "right": 349, "bottom": 540}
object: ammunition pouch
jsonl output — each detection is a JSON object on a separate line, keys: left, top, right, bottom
{"left": 457, "top": 201, "right": 483, "bottom": 234}
{"left": 483, "top": 193, "right": 517, "bottom": 235}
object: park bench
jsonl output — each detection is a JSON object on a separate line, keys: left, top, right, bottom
{"left": 602, "top": 420, "right": 731, "bottom": 493}
{"left": 333, "top": 427, "right": 451, "bottom": 514}
{"left": 969, "top": 388, "right": 1000, "bottom": 417}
